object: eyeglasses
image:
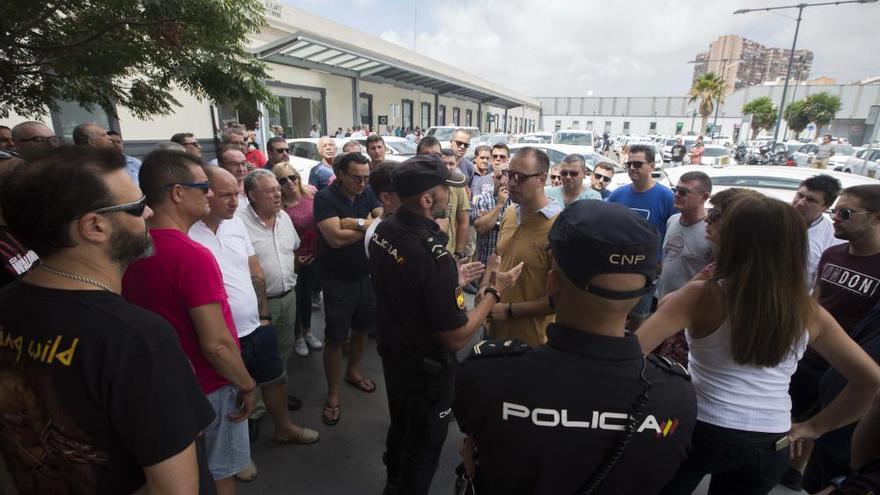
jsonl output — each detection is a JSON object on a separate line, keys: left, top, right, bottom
{"left": 829, "top": 208, "right": 874, "bottom": 220}
{"left": 559, "top": 170, "right": 581, "bottom": 178}
{"left": 93, "top": 196, "right": 148, "bottom": 217}
{"left": 271, "top": 147, "right": 290, "bottom": 154}
{"left": 453, "top": 140, "right": 470, "bottom": 149}
{"left": 162, "top": 181, "right": 211, "bottom": 193}
{"left": 501, "top": 169, "right": 543, "bottom": 183}
{"left": 593, "top": 173, "right": 612, "bottom": 183}
{"left": 18, "top": 135, "right": 59, "bottom": 144}
{"left": 672, "top": 186, "right": 703, "bottom": 197}
{"left": 346, "top": 173, "right": 370, "bottom": 184}
{"left": 278, "top": 175, "right": 299, "bottom": 186}
{"left": 706, "top": 208, "right": 722, "bottom": 223}
{"left": 625, "top": 160, "right": 651, "bottom": 169}
{"left": 258, "top": 186, "right": 282, "bottom": 194}
{"left": 491, "top": 154, "right": 509, "bottom": 160}
{"left": 550, "top": 174, "right": 561, "bottom": 181}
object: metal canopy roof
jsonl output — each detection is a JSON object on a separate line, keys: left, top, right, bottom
{"left": 252, "top": 33, "right": 533, "bottom": 109}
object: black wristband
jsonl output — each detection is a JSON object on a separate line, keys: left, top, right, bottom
{"left": 483, "top": 286, "right": 501, "bottom": 303}
{"left": 507, "top": 302, "right": 514, "bottom": 319}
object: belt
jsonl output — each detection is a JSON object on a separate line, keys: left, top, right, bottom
{"left": 267, "top": 288, "right": 293, "bottom": 299}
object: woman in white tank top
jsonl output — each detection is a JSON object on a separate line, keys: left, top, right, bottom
{"left": 637, "top": 196, "right": 880, "bottom": 495}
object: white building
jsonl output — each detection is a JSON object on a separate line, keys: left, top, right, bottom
{"left": 2, "top": 2, "right": 540, "bottom": 158}
{"left": 538, "top": 80, "right": 880, "bottom": 145}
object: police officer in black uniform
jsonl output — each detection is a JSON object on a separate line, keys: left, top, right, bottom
{"left": 368, "top": 155, "right": 524, "bottom": 495}
{"left": 452, "top": 200, "right": 697, "bottom": 495}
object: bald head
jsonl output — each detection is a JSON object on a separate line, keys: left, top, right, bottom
{"left": 205, "top": 166, "right": 241, "bottom": 222}
{"left": 73, "top": 123, "right": 114, "bottom": 150}
{"left": 12, "top": 122, "right": 59, "bottom": 161}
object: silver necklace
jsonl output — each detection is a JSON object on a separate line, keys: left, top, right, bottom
{"left": 39, "top": 264, "right": 113, "bottom": 292}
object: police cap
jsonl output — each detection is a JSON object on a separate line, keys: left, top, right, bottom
{"left": 392, "top": 154, "right": 466, "bottom": 198}
{"left": 549, "top": 200, "right": 658, "bottom": 300}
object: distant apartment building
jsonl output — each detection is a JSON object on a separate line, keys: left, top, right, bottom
{"left": 692, "top": 35, "right": 813, "bottom": 95}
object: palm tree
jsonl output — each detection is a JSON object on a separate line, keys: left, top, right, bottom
{"left": 688, "top": 72, "right": 726, "bottom": 135}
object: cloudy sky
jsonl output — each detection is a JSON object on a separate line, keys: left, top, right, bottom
{"left": 283, "top": 0, "right": 879, "bottom": 97}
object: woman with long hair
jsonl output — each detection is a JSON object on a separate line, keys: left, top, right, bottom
{"left": 638, "top": 196, "right": 880, "bottom": 495}
{"left": 273, "top": 162, "right": 324, "bottom": 357}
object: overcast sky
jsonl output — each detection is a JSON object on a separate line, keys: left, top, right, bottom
{"left": 284, "top": 0, "right": 879, "bottom": 97}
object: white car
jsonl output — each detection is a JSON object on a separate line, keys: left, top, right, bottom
{"left": 792, "top": 143, "right": 856, "bottom": 168}
{"left": 660, "top": 165, "right": 880, "bottom": 203}
{"left": 285, "top": 138, "right": 360, "bottom": 177}
{"left": 837, "top": 147, "right": 880, "bottom": 178}
{"left": 696, "top": 145, "right": 733, "bottom": 167}
{"left": 550, "top": 130, "right": 595, "bottom": 154}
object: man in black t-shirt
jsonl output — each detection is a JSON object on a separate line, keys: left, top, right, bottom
{"left": 314, "top": 152, "right": 383, "bottom": 426}
{"left": 670, "top": 138, "right": 687, "bottom": 167}
{"left": 0, "top": 146, "right": 216, "bottom": 494}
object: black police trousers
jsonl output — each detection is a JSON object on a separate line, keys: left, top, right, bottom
{"left": 380, "top": 352, "right": 453, "bottom": 495}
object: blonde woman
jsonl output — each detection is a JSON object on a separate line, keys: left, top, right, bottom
{"left": 273, "top": 162, "right": 324, "bottom": 357}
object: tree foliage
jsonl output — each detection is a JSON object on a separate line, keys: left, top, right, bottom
{"left": 802, "top": 92, "right": 842, "bottom": 136}
{"left": 0, "top": 0, "right": 276, "bottom": 119}
{"left": 742, "top": 97, "right": 778, "bottom": 139}
{"left": 688, "top": 72, "right": 725, "bottom": 136}
{"left": 784, "top": 100, "right": 810, "bottom": 135}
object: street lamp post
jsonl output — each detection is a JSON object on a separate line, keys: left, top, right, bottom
{"left": 733, "top": 0, "right": 878, "bottom": 144}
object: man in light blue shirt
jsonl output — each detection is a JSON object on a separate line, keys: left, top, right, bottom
{"left": 543, "top": 154, "right": 600, "bottom": 208}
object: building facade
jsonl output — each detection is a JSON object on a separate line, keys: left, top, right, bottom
{"left": 692, "top": 35, "right": 813, "bottom": 95}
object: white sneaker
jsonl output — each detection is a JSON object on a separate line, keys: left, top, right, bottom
{"left": 304, "top": 333, "right": 324, "bottom": 350}
{"left": 294, "top": 337, "right": 309, "bottom": 357}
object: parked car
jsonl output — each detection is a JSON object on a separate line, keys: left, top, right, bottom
{"left": 792, "top": 143, "right": 855, "bottom": 168}
{"left": 660, "top": 165, "right": 880, "bottom": 204}
{"left": 508, "top": 143, "right": 623, "bottom": 173}
{"left": 550, "top": 130, "right": 595, "bottom": 153}
{"left": 425, "top": 126, "right": 481, "bottom": 143}
{"left": 837, "top": 147, "right": 880, "bottom": 178}
{"left": 285, "top": 138, "right": 358, "bottom": 176}
{"left": 695, "top": 144, "right": 733, "bottom": 166}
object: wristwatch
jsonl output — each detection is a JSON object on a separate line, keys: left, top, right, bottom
{"left": 356, "top": 218, "right": 366, "bottom": 231}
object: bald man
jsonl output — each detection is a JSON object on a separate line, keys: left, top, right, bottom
{"left": 73, "top": 123, "right": 115, "bottom": 150}
{"left": 12, "top": 121, "right": 59, "bottom": 161}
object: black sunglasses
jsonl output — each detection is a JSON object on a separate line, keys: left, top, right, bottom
{"left": 550, "top": 174, "right": 561, "bottom": 180}
{"left": 453, "top": 140, "right": 470, "bottom": 149}
{"left": 272, "top": 147, "right": 290, "bottom": 153}
{"left": 502, "top": 169, "right": 542, "bottom": 183}
{"left": 491, "top": 154, "right": 508, "bottom": 160}
{"left": 625, "top": 160, "right": 651, "bottom": 169}
{"left": 162, "top": 181, "right": 211, "bottom": 193}
{"left": 829, "top": 207, "right": 874, "bottom": 220}
{"left": 559, "top": 170, "right": 581, "bottom": 178}
{"left": 93, "top": 196, "right": 148, "bottom": 217}
{"left": 672, "top": 186, "right": 703, "bottom": 197}
{"left": 593, "top": 173, "right": 612, "bottom": 183}
{"left": 278, "top": 175, "right": 299, "bottom": 186}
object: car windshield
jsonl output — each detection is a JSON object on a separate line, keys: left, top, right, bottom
{"left": 553, "top": 133, "right": 593, "bottom": 146}
{"left": 387, "top": 140, "right": 417, "bottom": 155}
{"left": 665, "top": 139, "right": 678, "bottom": 146}
{"left": 703, "top": 147, "right": 728, "bottom": 157}
{"left": 428, "top": 128, "right": 454, "bottom": 140}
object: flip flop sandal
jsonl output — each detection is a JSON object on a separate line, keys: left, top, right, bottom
{"left": 322, "top": 405, "right": 340, "bottom": 426}
{"left": 345, "top": 377, "right": 377, "bottom": 393}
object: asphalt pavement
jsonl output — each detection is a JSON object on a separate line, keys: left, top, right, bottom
{"left": 238, "top": 296, "right": 807, "bottom": 495}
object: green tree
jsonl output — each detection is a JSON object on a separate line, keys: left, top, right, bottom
{"left": 0, "top": 0, "right": 275, "bottom": 119}
{"left": 688, "top": 72, "right": 725, "bottom": 136}
{"left": 802, "top": 92, "right": 843, "bottom": 137}
{"left": 784, "top": 100, "right": 810, "bottom": 137}
{"left": 742, "top": 97, "right": 778, "bottom": 140}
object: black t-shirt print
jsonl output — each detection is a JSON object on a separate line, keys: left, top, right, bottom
{"left": 0, "top": 282, "right": 216, "bottom": 495}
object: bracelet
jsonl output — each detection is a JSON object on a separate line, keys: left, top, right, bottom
{"left": 482, "top": 286, "right": 501, "bottom": 303}
{"left": 240, "top": 380, "right": 257, "bottom": 394}
{"left": 507, "top": 302, "right": 514, "bottom": 319}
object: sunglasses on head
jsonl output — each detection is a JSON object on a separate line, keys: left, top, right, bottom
{"left": 829, "top": 207, "right": 874, "bottom": 220}
{"left": 625, "top": 160, "right": 650, "bottom": 169}
{"left": 278, "top": 175, "right": 299, "bottom": 186}
{"left": 93, "top": 196, "right": 148, "bottom": 217}
{"left": 162, "top": 181, "right": 211, "bottom": 193}
{"left": 593, "top": 172, "right": 612, "bottom": 183}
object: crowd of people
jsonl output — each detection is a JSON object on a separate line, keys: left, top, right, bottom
{"left": 0, "top": 119, "right": 879, "bottom": 495}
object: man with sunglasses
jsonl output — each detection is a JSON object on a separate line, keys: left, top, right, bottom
{"left": 265, "top": 136, "right": 291, "bottom": 170}
{"left": 450, "top": 129, "right": 475, "bottom": 186}
{"left": 473, "top": 143, "right": 511, "bottom": 199}
{"left": 591, "top": 162, "right": 615, "bottom": 199}
{"left": 0, "top": 146, "right": 217, "bottom": 494}
{"left": 124, "top": 150, "right": 258, "bottom": 494}
{"left": 544, "top": 154, "right": 600, "bottom": 208}
{"left": 171, "top": 132, "right": 203, "bottom": 157}
{"left": 487, "top": 147, "right": 561, "bottom": 347}
{"left": 607, "top": 144, "right": 674, "bottom": 331}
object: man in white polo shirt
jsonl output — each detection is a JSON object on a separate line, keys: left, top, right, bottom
{"left": 191, "top": 167, "right": 318, "bottom": 458}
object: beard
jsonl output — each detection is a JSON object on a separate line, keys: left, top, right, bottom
{"left": 108, "top": 218, "right": 154, "bottom": 268}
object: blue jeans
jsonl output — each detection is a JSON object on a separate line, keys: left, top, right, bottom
{"left": 660, "top": 421, "right": 790, "bottom": 495}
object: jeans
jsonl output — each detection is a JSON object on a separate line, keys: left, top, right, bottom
{"left": 660, "top": 421, "right": 790, "bottom": 495}
{"left": 294, "top": 261, "right": 319, "bottom": 337}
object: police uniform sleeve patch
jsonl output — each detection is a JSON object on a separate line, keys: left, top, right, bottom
{"left": 648, "top": 354, "right": 691, "bottom": 380}
{"left": 466, "top": 339, "right": 530, "bottom": 360}
{"left": 455, "top": 285, "right": 466, "bottom": 310}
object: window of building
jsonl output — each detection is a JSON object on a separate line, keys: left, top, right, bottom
{"left": 438, "top": 105, "right": 446, "bottom": 126}
{"left": 452, "top": 107, "right": 460, "bottom": 126}
{"left": 265, "top": 85, "right": 326, "bottom": 139}
{"left": 604, "top": 121, "right": 612, "bottom": 133}
{"left": 359, "top": 93, "right": 373, "bottom": 128}
{"left": 402, "top": 99, "right": 414, "bottom": 131}
{"left": 649, "top": 121, "right": 657, "bottom": 134}
{"left": 51, "top": 100, "right": 117, "bottom": 140}
{"left": 623, "top": 121, "right": 630, "bottom": 134}
{"left": 586, "top": 121, "right": 593, "bottom": 131}
{"left": 420, "top": 102, "right": 431, "bottom": 130}
{"left": 465, "top": 109, "right": 473, "bottom": 127}
{"left": 555, "top": 120, "right": 562, "bottom": 131}
{"left": 572, "top": 120, "right": 580, "bottom": 130}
